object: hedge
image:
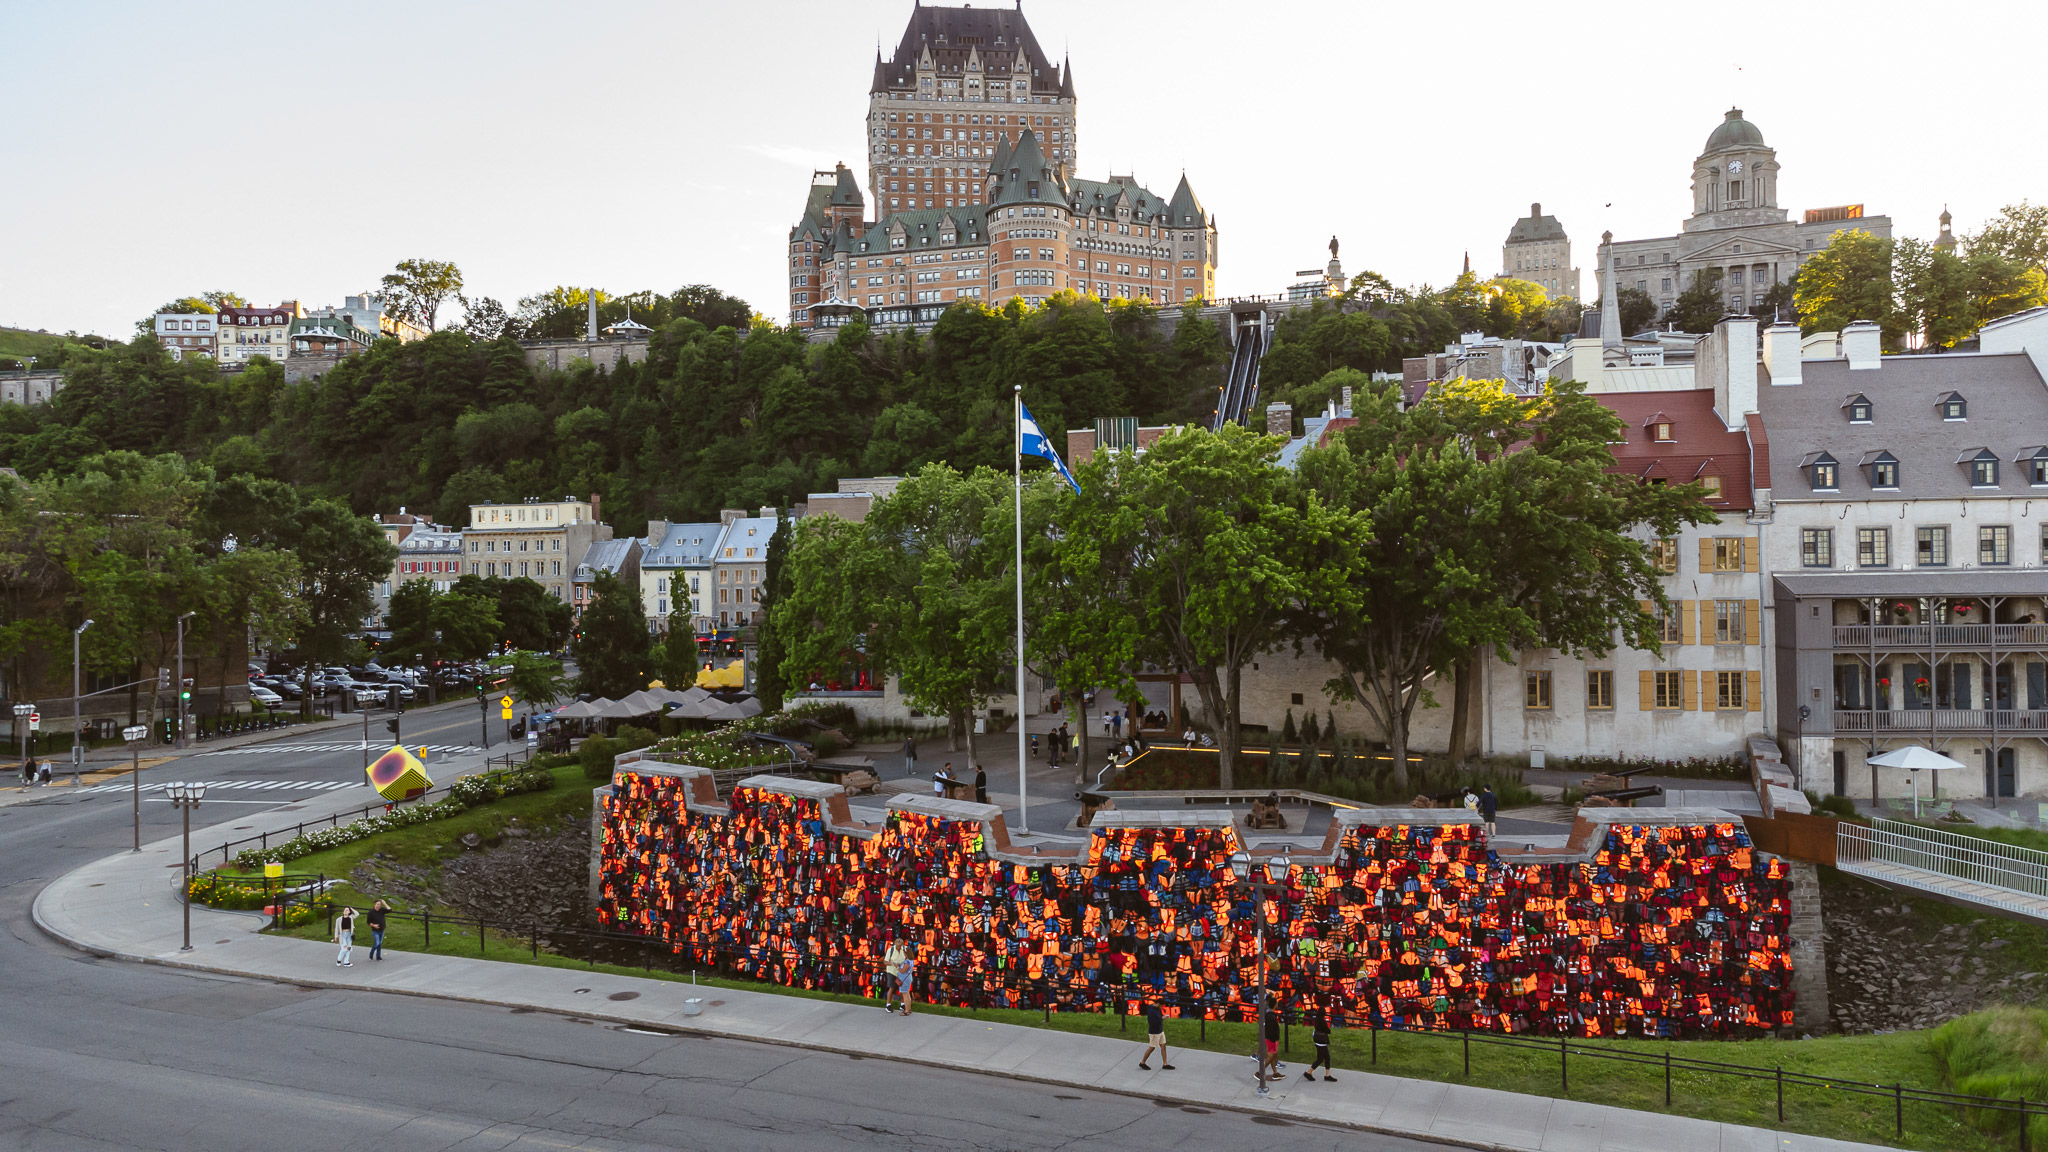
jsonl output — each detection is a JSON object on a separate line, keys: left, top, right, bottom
{"left": 229, "top": 768, "right": 555, "bottom": 869}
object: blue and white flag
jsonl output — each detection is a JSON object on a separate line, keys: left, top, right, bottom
{"left": 1018, "top": 401, "right": 1081, "bottom": 493}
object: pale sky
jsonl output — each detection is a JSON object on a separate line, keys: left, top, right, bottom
{"left": 5, "top": 0, "right": 2042, "bottom": 340}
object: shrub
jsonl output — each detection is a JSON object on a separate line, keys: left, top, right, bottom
{"left": 580, "top": 737, "right": 627, "bottom": 781}
{"left": 814, "top": 732, "right": 840, "bottom": 759}
{"left": 1804, "top": 790, "right": 1861, "bottom": 820}
{"left": 1931, "top": 1007, "right": 2048, "bottom": 1145}
{"left": 227, "top": 767, "right": 554, "bottom": 869}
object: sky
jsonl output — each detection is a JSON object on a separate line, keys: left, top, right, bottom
{"left": 4, "top": 0, "right": 2044, "bottom": 340}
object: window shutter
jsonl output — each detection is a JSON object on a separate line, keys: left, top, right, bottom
{"left": 1638, "top": 670, "right": 1654, "bottom": 711}
{"left": 1746, "top": 670, "right": 1762, "bottom": 712}
{"left": 1743, "top": 538, "right": 1759, "bottom": 572}
{"left": 1682, "top": 670, "right": 1698, "bottom": 711}
{"left": 1744, "top": 600, "right": 1762, "bottom": 646}
{"left": 1680, "top": 601, "right": 1697, "bottom": 646}
{"left": 1699, "top": 537, "right": 1714, "bottom": 573}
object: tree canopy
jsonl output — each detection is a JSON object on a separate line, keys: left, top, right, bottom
{"left": 379, "top": 259, "right": 464, "bottom": 331}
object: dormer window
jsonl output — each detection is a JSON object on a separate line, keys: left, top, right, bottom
{"left": 1961, "top": 448, "right": 2000, "bottom": 487}
{"left": 1938, "top": 392, "right": 1968, "bottom": 420}
{"left": 1699, "top": 475, "right": 1723, "bottom": 500}
{"left": 1804, "top": 450, "right": 1840, "bottom": 491}
{"left": 1645, "top": 414, "right": 1674, "bottom": 442}
{"left": 2022, "top": 446, "right": 2048, "bottom": 486}
{"left": 1844, "top": 394, "right": 1873, "bottom": 423}
{"left": 1862, "top": 450, "right": 1899, "bottom": 489}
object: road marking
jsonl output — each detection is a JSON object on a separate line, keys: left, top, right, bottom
{"left": 191, "top": 742, "right": 480, "bottom": 757}
{"left": 74, "top": 779, "right": 363, "bottom": 795}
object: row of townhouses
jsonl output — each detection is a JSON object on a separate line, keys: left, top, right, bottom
{"left": 152, "top": 294, "right": 427, "bottom": 364}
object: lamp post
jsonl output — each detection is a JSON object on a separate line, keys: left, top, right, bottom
{"left": 72, "top": 619, "right": 93, "bottom": 787}
{"left": 166, "top": 780, "right": 207, "bottom": 951}
{"left": 124, "top": 724, "right": 149, "bottom": 851}
{"left": 12, "top": 703, "right": 30, "bottom": 766}
{"left": 175, "top": 611, "right": 195, "bottom": 749}
{"left": 1229, "top": 847, "right": 1293, "bottom": 1097}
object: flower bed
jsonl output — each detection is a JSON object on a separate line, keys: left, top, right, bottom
{"left": 228, "top": 768, "right": 554, "bottom": 869}
{"left": 1110, "top": 747, "right": 1537, "bottom": 807}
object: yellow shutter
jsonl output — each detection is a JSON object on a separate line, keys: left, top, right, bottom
{"left": 1746, "top": 670, "right": 1762, "bottom": 712}
{"left": 1699, "top": 537, "right": 1715, "bottom": 573}
{"left": 1680, "top": 601, "right": 1697, "bottom": 646}
{"left": 1639, "top": 670, "right": 1654, "bottom": 711}
{"left": 1682, "top": 670, "right": 1699, "bottom": 711}
{"left": 1743, "top": 538, "right": 1759, "bottom": 572}
{"left": 1744, "top": 600, "right": 1762, "bottom": 646}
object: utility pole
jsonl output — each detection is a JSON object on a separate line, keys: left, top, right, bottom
{"left": 72, "top": 619, "right": 94, "bottom": 787}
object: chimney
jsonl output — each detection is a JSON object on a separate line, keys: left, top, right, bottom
{"left": 1341, "top": 384, "right": 1353, "bottom": 413}
{"left": 1761, "top": 323, "right": 1802, "bottom": 386}
{"left": 589, "top": 492, "right": 601, "bottom": 523}
{"left": 1841, "top": 320, "right": 1882, "bottom": 370}
{"left": 720, "top": 508, "right": 745, "bottom": 526}
{"left": 1705, "top": 313, "right": 1758, "bottom": 432}
{"left": 646, "top": 519, "right": 667, "bottom": 542}
{"left": 1266, "top": 401, "right": 1293, "bottom": 437}
{"left": 587, "top": 291, "right": 598, "bottom": 343}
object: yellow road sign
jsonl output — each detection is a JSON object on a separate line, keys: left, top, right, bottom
{"left": 499, "top": 695, "right": 513, "bottom": 709}
{"left": 501, "top": 708, "right": 513, "bottom": 720}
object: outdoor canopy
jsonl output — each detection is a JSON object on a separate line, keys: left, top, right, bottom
{"left": 1866, "top": 746, "right": 1967, "bottom": 771}
{"left": 553, "top": 699, "right": 608, "bottom": 720}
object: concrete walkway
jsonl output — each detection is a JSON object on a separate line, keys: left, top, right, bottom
{"left": 32, "top": 769, "right": 1889, "bottom": 1152}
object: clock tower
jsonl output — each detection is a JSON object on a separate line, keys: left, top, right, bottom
{"left": 1685, "top": 108, "right": 1784, "bottom": 232}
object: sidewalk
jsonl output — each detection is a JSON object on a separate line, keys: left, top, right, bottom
{"left": 31, "top": 770, "right": 1889, "bottom": 1152}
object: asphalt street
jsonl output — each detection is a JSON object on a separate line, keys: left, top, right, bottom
{"left": 1, "top": 705, "right": 1448, "bottom": 1151}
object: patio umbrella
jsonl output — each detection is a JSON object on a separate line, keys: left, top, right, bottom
{"left": 703, "top": 696, "right": 764, "bottom": 722}
{"left": 615, "top": 690, "right": 664, "bottom": 716}
{"left": 553, "top": 699, "right": 604, "bottom": 721}
{"left": 1867, "top": 745, "right": 1966, "bottom": 817}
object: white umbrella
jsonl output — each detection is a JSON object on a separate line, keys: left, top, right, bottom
{"left": 553, "top": 699, "right": 605, "bottom": 720}
{"left": 1867, "top": 745, "right": 1966, "bottom": 817}
{"left": 615, "top": 690, "right": 664, "bottom": 716}
{"left": 704, "top": 697, "right": 764, "bottom": 722}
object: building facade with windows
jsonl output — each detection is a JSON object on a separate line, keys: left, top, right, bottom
{"left": 712, "top": 510, "right": 778, "bottom": 629}
{"left": 1501, "top": 203, "right": 1580, "bottom": 301}
{"left": 462, "top": 497, "right": 613, "bottom": 603}
{"left": 378, "top": 514, "right": 463, "bottom": 625}
{"left": 1761, "top": 308, "right": 2048, "bottom": 803}
{"left": 1598, "top": 109, "right": 1890, "bottom": 319}
{"left": 571, "top": 538, "right": 643, "bottom": 620}
{"left": 640, "top": 520, "right": 725, "bottom": 634}
{"left": 213, "top": 302, "right": 304, "bottom": 364}
{"left": 787, "top": 3, "right": 1216, "bottom": 331}
{"left": 153, "top": 312, "right": 217, "bottom": 361}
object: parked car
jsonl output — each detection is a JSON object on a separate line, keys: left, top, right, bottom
{"left": 248, "top": 686, "right": 283, "bottom": 707}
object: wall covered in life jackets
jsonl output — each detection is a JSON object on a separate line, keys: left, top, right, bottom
{"left": 594, "top": 763, "right": 1796, "bottom": 1038}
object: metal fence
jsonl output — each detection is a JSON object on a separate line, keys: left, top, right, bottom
{"left": 237, "top": 894, "right": 2048, "bottom": 1150}
{"left": 1838, "top": 817, "right": 2048, "bottom": 908}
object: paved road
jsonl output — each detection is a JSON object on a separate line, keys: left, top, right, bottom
{"left": 1, "top": 716, "right": 1445, "bottom": 1151}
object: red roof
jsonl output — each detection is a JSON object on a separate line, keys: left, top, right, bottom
{"left": 1594, "top": 390, "right": 1754, "bottom": 512}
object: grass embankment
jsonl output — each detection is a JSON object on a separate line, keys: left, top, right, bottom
{"left": 1931, "top": 1007, "right": 2048, "bottom": 1147}
{"left": 226, "top": 768, "right": 2033, "bottom": 1150}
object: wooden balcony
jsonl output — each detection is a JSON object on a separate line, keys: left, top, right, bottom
{"left": 1833, "top": 624, "right": 2048, "bottom": 649}
{"left": 1834, "top": 709, "right": 2048, "bottom": 733}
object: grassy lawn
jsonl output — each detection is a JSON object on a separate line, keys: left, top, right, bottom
{"left": 220, "top": 768, "right": 2032, "bottom": 1150}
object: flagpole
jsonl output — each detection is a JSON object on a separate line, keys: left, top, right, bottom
{"left": 1013, "top": 383, "right": 1029, "bottom": 835}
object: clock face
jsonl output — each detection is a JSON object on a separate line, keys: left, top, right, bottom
{"left": 1728, "top": 160, "right": 1744, "bottom": 175}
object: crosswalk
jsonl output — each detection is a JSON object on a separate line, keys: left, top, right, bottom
{"left": 75, "top": 778, "right": 364, "bottom": 795}
{"left": 192, "top": 742, "right": 480, "bottom": 758}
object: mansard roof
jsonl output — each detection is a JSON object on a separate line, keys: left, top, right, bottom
{"left": 848, "top": 205, "right": 987, "bottom": 254}
{"left": 872, "top": 3, "right": 1060, "bottom": 94}
{"left": 1069, "top": 176, "right": 1167, "bottom": 223}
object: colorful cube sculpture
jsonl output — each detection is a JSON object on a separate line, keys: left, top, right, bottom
{"left": 367, "top": 744, "right": 431, "bottom": 801}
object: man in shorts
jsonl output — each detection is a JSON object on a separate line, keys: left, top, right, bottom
{"left": 1136, "top": 1000, "right": 1175, "bottom": 1071}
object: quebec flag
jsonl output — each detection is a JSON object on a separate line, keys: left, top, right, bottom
{"left": 1018, "top": 401, "right": 1082, "bottom": 493}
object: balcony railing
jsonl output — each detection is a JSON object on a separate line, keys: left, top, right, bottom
{"left": 1834, "top": 708, "right": 2048, "bottom": 733}
{"left": 1833, "top": 623, "right": 2048, "bottom": 649}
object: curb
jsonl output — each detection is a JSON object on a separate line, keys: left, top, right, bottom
{"left": 28, "top": 866, "right": 1518, "bottom": 1152}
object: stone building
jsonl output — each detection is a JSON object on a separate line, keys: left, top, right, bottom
{"left": 640, "top": 520, "right": 725, "bottom": 633}
{"left": 711, "top": 509, "right": 778, "bottom": 630}
{"left": 571, "top": 537, "right": 643, "bottom": 620}
{"left": 1501, "top": 203, "right": 1580, "bottom": 301}
{"left": 461, "top": 497, "right": 613, "bottom": 603}
{"left": 153, "top": 312, "right": 217, "bottom": 361}
{"left": 1601, "top": 109, "right": 1891, "bottom": 318}
{"left": 213, "top": 301, "right": 303, "bottom": 365}
{"left": 787, "top": 2, "right": 1217, "bottom": 331}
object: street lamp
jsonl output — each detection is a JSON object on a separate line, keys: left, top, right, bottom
{"left": 124, "top": 724, "right": 150, "bottom": 852}
{"left": 1229, "top": 847, "right": 1293, "bottom": 1097}
{"left": 12, "top": 702, "right": 31, "bottom": 766}
{"left": 72, "top": 619, "right": 93, "bottom": 787}
{"left": 175, "top": 611, "right": 196, "bottom": 750}
{"left": 166, "top": 780, "right": 207, "bottom": 951}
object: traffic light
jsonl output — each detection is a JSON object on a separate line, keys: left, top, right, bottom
{"left": 180, "top": 688, "right": 191, "bottom": 702}
{"left": 157, "top": 667, "right": 171, "bottom": 692}
{"left": 385, "top": 717, "right": 401, "bottom": 737}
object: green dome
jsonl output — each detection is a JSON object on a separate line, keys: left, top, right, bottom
{"left": 1705, "top": 108, "right": 1765, "bottom": 153}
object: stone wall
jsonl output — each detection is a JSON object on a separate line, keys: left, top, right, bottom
{"left": 594, "top": 757, "right": 1796, "bottom": 1038}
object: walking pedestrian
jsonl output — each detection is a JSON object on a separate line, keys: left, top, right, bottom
{"left": 1111, "top": 711, "right": 1123, "bottom": 739}
{"left": 903, "top": 735, "right": 919, "bottom": 777}
{"left": 334, "top": 906, "right": 358, "bottom": 967}
{"left": 1137, "top": 1000, "right": 1175, "bottom": 1071}
{"left": 934, "top": 762, "right": 950, "bottom": 797}
{"left": 973, "top": 764, "right": 987, "bottom": 805}
{"left": 1102, "top": 711, "right": 1112, "bottom": 737}
{"left": 367, "top": 900, "right": 388, "bottom": 961}
{"left": 1047, "top": 730, "right": 1059, "bottom": 767}
{"left": 1257, "top": 1008, "right": 1281, "bottom": 1084}
{"left": 1479, "top": 785, "right": 1498, "bottom": 838}
{"left": 1303, "top": 1008, "right": 1335, "bottom": 1081}
{"left": 1057, "top": 724, "right": 1070, "bottom": 762}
